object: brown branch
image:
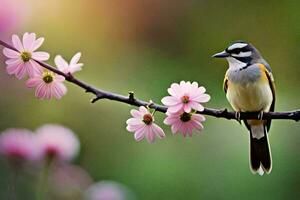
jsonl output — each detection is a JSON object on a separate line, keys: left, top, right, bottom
{"left": 1, "top": 39, "right": 300, "bottom": 121}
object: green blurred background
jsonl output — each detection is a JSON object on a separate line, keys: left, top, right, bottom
{"left": 0, "top": 0, "right": 300, "bottom": 199}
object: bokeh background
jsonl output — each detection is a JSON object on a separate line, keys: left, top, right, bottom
{"left": 1, "top": 0, "right": 300, "bottom": 199}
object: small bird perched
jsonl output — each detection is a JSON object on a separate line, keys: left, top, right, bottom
{"left": 212, "top": 41, "right": 275, "bottom": 175}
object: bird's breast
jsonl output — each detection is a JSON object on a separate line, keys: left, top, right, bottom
{"left": 226, "top": 68, "right": 273, "bottom": 112}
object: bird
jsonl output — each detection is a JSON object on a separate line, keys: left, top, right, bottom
{"left": 212, "top": 41, "right": 276, "bottom": 175}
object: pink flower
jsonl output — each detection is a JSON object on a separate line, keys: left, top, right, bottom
{"left": 164, "top": 110, "right": 206, "bottom": 137}
{"left": 36, "top": 124, "right": 80, "bottom": 161}
{"left": 126, "top": 106, "right": 165, "bottom": 143}
{"left": 2, "top": 33, "right": 50, "bottom": 79}
{"left": 26, "top": 70, "right": 67, "bottom": 100}
{"left": 161, "top": 81, "right": 210, "bottom": 113}
{"left": 0, "top": 0, "right": 24, "bottom": 34}
{"left": 0, "top": 129, "right": 38, "bottom": 161}
{"left": 54, "top": 52, "right": 83, "bottom": 74}
{"left": 85, "top": 181, "right": 134, "bottom": 200}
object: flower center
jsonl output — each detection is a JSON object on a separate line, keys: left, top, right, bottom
{"left": 143, "top": 114, "right": 153, "bottom": 125}
{"left": 180, "top": 112, "right": 192, "bottom": 122}
{"left": 20, "top": 51, "right": 32, "bottom": 62}
{"left": 181, "top": 95, "right": 190, "bottom": 104}
{"left": 42, "top": 71, "right": 54, "bottom": 84}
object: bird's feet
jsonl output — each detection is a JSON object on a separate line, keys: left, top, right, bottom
{"left": 235, "top": 111, "right": 241, "bottom": 124}
{"left": 258, "top": 110, "right": 264, "bottom": 120}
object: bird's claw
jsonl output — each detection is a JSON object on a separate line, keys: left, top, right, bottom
{"left": 235, "top": 111, "right": 241, "bottom": 124}
{"left": 258, "top": 110, "right": 264, "bottom": 120}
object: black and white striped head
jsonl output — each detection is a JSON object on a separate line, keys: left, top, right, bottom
{"left": 212, "top": 41, "right": 263, "bottom": 69}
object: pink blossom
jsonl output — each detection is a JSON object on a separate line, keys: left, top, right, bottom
{"left": 161, "top": 81, "right": 210, "bottom": 113}
{"left": 0, "top": 0, "right": 23, "bottom": 35}
{"left": 50, "top": 164, "right": 93, "bottom": 197}
{"left": 164, "top": 110, "right": 206, "bottom": 137}
{"left": 126, "top": 106, "right": 165, "bottom": 143}
{"left": 36, "top": 124, "right": 80, "bottom": 161}
{"left": 54, "top": 52, "right": 83, "bottom": 74}
{"left": 0, "top": 129, "right": 38, "bottom": 161}
{"left": 26, "top": 70, "right": 67, "bottom": 100}
{"left": 2, "top": 33, "right": 50, "bottom": 79}
{"left": 85, "top": 181, "right": 134, "bottom": 200}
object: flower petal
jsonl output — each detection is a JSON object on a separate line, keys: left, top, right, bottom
{"left": 183, "top": 104, "right": 192, "bottom": 113}
{"left": 193, "top": 94, "right": 211, "bottom": 103}
{"left": 145, "top": 126, "right": 155, "bottom": 143}
{"left": 35, "top": 84, "right": 47, "bottom": 99}
{"left": 161, "top": 96, "right": 180, "bottom": 106}
{"left": 171, "top": 121, "right": 181, "bottom": 134}
{"left": 126, "top": 124, "right": 142, "bottom": 132}
{"left": 23, "top": 33, "right": 36, "bottom": 51}
{"left": 152, "top": 124, "right": 165, "bottom": 139}
{"left": 139, "top": 106, "right": 148, "bottom": 115}
{"left": 126, "top": 118, "right": 143, "bottom": 126}
{"left": 54, "top": 75, "right": 65, "bottom": 82}
{"left": 54, "top": 55, "right": 68, "bottom": 71}
{"left": 168, "top": 83, "right": 183, "bottom": 98}
{"left": 15, "top": 64, "right": 27, "bottom": 79}
{"left": 5, "top": 58, "right": 21, "bottom": 65}
{"left": 32, "top": 37, "right": 45, "bottom": 51}
{"left": 6, "top": 63, "right": 22, "bottom": 76}
{"left": 130, "top": 109, "right": 143, "bottom": 118}
{"left": 134, "top": 126, "right": 146, "bottom": 141}
{"left": 27, "top": 60, "right": 43, "bottom": 77}
{"left": 192, "top": 114, "right": 206, "bottom": 122}
{"left": 164, "top": 115, "right": 179, "bottom": 125}
{"left": 191, "top": 120, "right": 204, "bottom": 131}
{"left": 167, "top": 104, "right": 183, "bottom": 113}
{"left": 189, "top": 102, "right": 204, "bottom": 112}
{"left": 12, "top": 34, "right": 23, "bottom": 51}
{"left": 52, "top": 83, "right": 67, "bottom": 99}
{"left": 70, "top": 52, "right": 81, "bottom": 65}
{"left": 3, "top": 48, "right": 20, "bottom": 58}
{"left": 26, "top": 77, "right": 42, "bottom": 88}
{"left": 69, "top": 64, "right": 83, "bottom": 73}
{"left": 32, "top": 51, "right": 50, "bottom": 61}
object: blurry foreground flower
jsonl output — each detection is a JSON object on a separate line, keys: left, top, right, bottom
{"left": 36, "top": 124, "right": 80, "bottom": 161}
{"left": 164, "top": 110, "right": 206, "bottom": 137}
{"left": 2, "top": 33, "right": 50, "bottom": 79}
{"left": 0, "top": 129, "right": 38, "bottom": 162}
{"left": 126, "top": 106, "right": 165, "bottom": 143}
{"left": 85, "top": 181, "right": 136, "bottom": 200}
{"left": 55, "top": 52, "right": 83, "bottom": 74}
{"left": 162, "top": 81, "right": 210, "bottom": 113}
{"left": 49, "top": 164, "right": 93, "bottom": 200}
{"left": 0, "top": 0, "right": 27, "bottom": 36}
{"left": 26, "top": 70, "right": 67, "bottom": 100}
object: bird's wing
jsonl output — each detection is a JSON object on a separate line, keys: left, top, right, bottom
{"left": 259, "top": 64, "right": 276, "bottom": 131}
{"left": 223, "top": 75, "right": 228, "bottom": 94}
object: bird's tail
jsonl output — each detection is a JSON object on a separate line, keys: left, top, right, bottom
{"left": 249, "top": 124, "right": 272, "bottom": 175}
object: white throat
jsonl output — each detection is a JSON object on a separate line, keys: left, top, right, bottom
{"left": 226, "top": 57, "right": 247, "bottom": 70}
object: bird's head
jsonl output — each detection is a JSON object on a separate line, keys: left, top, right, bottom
{"left": 212, "top": 41, "right": 262, "bottom": 70}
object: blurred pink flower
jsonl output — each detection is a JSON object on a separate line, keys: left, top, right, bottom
{"left": 2, "top": 33, "right": 50, "bottom": 79}
{"left": 49, "top": 164, "right": 93, "bottom": 198}
{"left": 0, "top": 0, "right": 26, "bottom": 36}
{"left": 85, "top": 181, "right": 135, "bottom": 200}
{"left": 126, "top": 106, "right": 165, "bottom": 143}
{"left": 26, "top": 70, "right": 67, "bottom": 100}
{"left": 161, "top": 81, "right": 210, "bottom": 113}
{"left": 164, "top": 110, "right": 206, "bottom": 137}
{"left": 0, "top": 129, "right": 38, "bottom": 161}
{"left": 55, "top": 52, "right": 83, "bottom": 74}
{"left": 36, "top": 124, "right": 80, "bottom": 161}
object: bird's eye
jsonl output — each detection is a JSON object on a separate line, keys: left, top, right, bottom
{"left": 230, "top": 48, "right": 242, "bottom": 54}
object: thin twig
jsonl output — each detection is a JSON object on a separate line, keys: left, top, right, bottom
{"left": 1, "top": 39, "right": 300, "bottom": 121}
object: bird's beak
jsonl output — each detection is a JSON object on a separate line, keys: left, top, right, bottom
{"left": 212, "top": 50, "right": 230, "bottom": 58}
